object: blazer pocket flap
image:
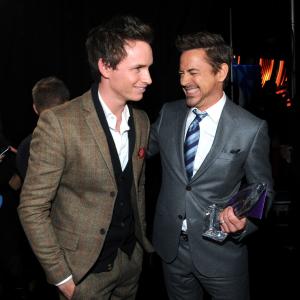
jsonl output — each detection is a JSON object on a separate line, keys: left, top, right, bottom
{"left": 218, "top": 150, "right": 242, "bottom": 160}
{"left": 54, "top": 227, "right": 79, "bottom": 251}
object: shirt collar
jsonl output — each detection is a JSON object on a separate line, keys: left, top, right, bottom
{"left": 98, "top": 91, "right": 130, "bottom": 132}
{"left": 190, "top": 92, "right": 226, "bottom": 124}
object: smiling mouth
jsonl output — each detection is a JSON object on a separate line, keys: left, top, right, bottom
{"left": 136, "top": 86, "right": 147, "bottom": 92}
{"left": 184, "top": 87, "right": 199, "bottom": 96}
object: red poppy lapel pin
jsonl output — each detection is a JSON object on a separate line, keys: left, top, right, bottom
{"left": 138, "top": 147, "right": 146, "bottom": 159}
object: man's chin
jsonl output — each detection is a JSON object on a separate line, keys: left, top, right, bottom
{"left": 130, "top": 94, "right": 144, "bottom": 102}
{"left": 185, "top": 97, "right": 197, "bottom": 107}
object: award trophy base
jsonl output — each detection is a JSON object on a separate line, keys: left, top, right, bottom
{"left": 203, "top": 183, "right": 267, "bottom": 242}
{"left": 202, "top": 204, "right": 228, "bottom": 242}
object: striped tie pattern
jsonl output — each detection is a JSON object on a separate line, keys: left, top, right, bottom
{"left": 184, "top": 109, "right": 208, "bottom": 180}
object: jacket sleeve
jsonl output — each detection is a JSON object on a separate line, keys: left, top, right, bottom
{"left": 147, "top": 104, "right": 166, "bottom": 158}
{"left": 18, "top": 110, "right": 72, "bottom": 284}
{"left": 239, "top": 119, "right": 274, "bottom": 239}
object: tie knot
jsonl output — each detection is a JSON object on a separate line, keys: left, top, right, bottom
{"left": 192, "top": 109, "right": 207, "bottom": 122}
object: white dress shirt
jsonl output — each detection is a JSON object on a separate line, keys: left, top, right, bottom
{"left": 99, "top": 92, "right": 130, "bottom": 171}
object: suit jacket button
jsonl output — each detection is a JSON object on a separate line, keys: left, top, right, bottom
{"left": 110, "top": 191, "right": 115, "bottom": 197}
{"left": 186, "top": 185, "right": 192, "bottom": 191}
{"left": 178, "top": 215, "right": 183, "bottom": 220}
{"left": 107, "top": 263, "right": 113, "bottom": 271}
{"left": 100, "top": 228, "right": 106, "bottom": 235}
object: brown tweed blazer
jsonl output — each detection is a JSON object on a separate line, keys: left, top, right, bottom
{"left": 18, "top": 90, "right": 153, "bottom": 285}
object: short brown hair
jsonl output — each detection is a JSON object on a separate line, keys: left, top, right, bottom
{"left": 32, "top": 76, "right": 70, "bottom": 113}
{"left": 176, "top": 31, "right": 232, "bottom": 87}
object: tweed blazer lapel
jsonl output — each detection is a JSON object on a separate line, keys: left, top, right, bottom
{"left": 191, "top": 98, "right": 237, "bottom": 181}
{"left": 81, "top": 90, "right": 116, "bottom": 185}
{"left": 131, "top": 108, "right": 147, "bottom": 191}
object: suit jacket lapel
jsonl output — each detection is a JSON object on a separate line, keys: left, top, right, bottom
{"left": 128, "top": 106, "right": 135, "bottom": 163}
{"left": 131, "top": 108, "right": 144, "bottom": 190}
{"left": 176, "top": 106, "right": 190, "bottom": 179}
{"left": 81, "top": 86, "right": 116, "bottom": 184}
{"left": 191, "top": 98, "right": 237, "bottom": 181}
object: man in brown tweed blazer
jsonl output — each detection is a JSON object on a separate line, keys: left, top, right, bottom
{"left": 18, "top": 15, "right": 154, "bottom": 300}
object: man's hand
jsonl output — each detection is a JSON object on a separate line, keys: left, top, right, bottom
{"left": 58, "top": 278, "right": 76, "bottom": 300}
{"left": 9, "top": 174, "right": 22, "bottom": 190}
{"left": 219, "top": 206, "right": 247, "bottom": 233}
{"left": 0, "top": 145, "right": 17, "bottom": 162}
{"left": 9, "top": 145, "right": 17, "bottom": 153}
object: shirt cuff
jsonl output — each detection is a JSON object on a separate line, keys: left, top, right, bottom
{"left": 55, "top": 275, "right": 73, "bottom": 286}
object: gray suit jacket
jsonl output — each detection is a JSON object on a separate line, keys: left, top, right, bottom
{"left": 148, "top": 97, "right": 273, "bottom": 277}
{"left": 18, "top": 90, "right": 153, "bottom": 285}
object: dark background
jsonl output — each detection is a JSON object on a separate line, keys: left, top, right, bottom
{"left": 0, "top": 1, "right": 298, "bottom": 299}
{"left": 0, "top": 0, "right": 298, "bottom": 146}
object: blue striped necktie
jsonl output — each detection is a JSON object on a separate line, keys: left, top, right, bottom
{"left": 184, "top": 109, "right": 208, "bottom": 180}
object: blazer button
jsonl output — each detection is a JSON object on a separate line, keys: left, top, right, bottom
{"left": 110, "top": 191, "right": 115, "bottom": 197}
{"left": 178, "top": 215, "right": 183, "bottom": 220}
{"left": 186, "top": 185, "right": 192, "bottom": 191}
{"left": 100, "top": 228, "right": 106, "bottom": 235}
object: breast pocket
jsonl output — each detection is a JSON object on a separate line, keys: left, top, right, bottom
{"left": 218, "top": 150, "right": 244, "bottom": 161}
{"left": 212, "top": 151, "right": 245, "bottom": 181}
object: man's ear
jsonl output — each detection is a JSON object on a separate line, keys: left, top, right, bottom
{"left": 217, "top": 63, "right": 229, "bottom": 83}
{"left": 98, "top": 58, "right": 111, "bottom": 79}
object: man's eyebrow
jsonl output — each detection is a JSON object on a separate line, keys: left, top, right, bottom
{"left": 179, "top": 68, "right": 199, "bottom": 73}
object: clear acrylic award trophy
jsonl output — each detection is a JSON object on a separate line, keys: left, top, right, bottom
{"left": 202, "top": 183, "right": 267, "bottom": 242}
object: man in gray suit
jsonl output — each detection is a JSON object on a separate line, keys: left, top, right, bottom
{"left": 148, "top": 31, "right": 273, "bottom": 299}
